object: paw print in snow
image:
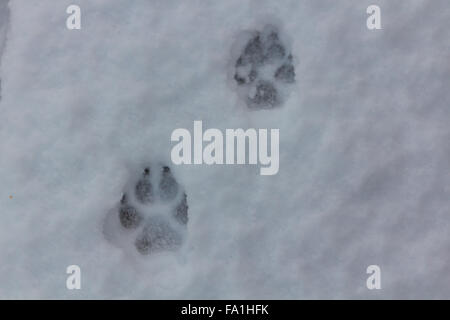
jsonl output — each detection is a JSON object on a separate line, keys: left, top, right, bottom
{"left": 233, "top": 25, "right": 295, "bottom": 109}
{"left": 103, "top": 164, "right": 188, "bottom": 256}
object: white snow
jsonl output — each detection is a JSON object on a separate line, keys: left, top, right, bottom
{"left": 0, "top": 0, "right": 449, "bottom": 299}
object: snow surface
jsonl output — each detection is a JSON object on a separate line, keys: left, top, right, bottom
{"left": 0, "top": 0, "right": 449, "bottom": 299}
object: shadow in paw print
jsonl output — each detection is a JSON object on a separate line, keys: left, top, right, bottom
{"left": 103, "top": 164, "right": 188, "bottom": 256}
{"left": 135, "top": 216, "right": 183, "bottom": 255}
{"left": 159, "top": 166, "right": 179, "bottom": 202}
{"left": 233, "top": 25, "right": 296, "bottom": 109}
{"left": 135, "top": 168, "right": 153, "bottom": 204}
{"left": 118, "top": 194, "right": 143, "bottom": 229}
{"left": 174, "top": 193, "right": 188, "bottom": 225}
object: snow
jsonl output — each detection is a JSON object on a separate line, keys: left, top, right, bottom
{"left": 0, "top": 0, "right": 449, "bottom": 299}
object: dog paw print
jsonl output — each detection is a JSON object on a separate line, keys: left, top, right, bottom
{"left": 103, "top": 164, "right": 188, "bottom": 255}
{"left": 233, "top": 25, "right": 295, "bottom": 109}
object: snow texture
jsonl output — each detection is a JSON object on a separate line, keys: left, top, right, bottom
{"left": 0, "top": 0, "right": 9, "bottom": 100}
{"left": 0, "top": 0, "right": 449, "bottom": 299}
